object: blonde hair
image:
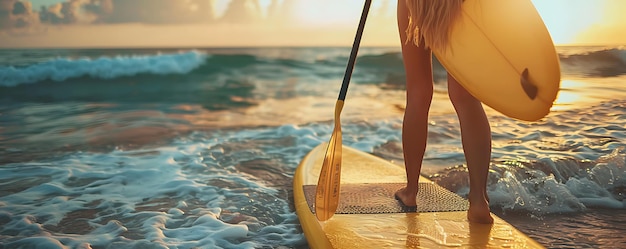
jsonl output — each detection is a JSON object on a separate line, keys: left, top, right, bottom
{"left": 405, "top": 0, "right": 464, "bottom": 52}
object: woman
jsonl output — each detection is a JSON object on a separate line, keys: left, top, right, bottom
{"left": 394, "top": 0, "right": 494, "bottom": 224}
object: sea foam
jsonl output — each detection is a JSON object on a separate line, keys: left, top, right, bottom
{"left": 0, "top": 51, "right": 207, "bottom": 87}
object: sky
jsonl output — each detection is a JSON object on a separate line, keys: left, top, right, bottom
{"left": 0, "top": 0, "right": 625, "bottom": 48}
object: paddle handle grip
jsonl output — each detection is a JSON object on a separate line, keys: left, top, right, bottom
{"left": 338, "top": 0, "right": 372, "bottom": 101}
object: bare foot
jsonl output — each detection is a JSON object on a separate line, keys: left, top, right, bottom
{"left": 467, "top": 198, "right": 494, "bottom": 224}
{"left": 394, "top": 187, "right": 418, "bottom": 207}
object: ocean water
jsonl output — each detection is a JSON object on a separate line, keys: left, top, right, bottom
{"left": 0, "top": 45, "right": 625, "bottom": 249}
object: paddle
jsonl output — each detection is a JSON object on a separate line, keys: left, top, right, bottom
{"left": 315, "top": 0, "right": 372, "bottom": 221}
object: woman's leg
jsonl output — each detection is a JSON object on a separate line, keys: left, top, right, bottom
{"left": 447, "top": 74, "right": 494, "bottom": 224}
{"left": 395, "top": 0, "right": 434, "bottom": 207}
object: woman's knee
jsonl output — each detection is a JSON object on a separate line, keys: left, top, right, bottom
{"left": 447, "top": 75, "right": 479, "bottom": 107}
{"left": 406, "top": 82, "right": 433, "bottom": 108}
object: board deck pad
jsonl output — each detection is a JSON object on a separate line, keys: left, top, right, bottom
{"left": 303, "top": 183, "right": 469, "bottom": 214}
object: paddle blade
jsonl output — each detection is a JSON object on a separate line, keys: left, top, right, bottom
{"left": 315, "top": 100, "right": 344, "bottom": 221}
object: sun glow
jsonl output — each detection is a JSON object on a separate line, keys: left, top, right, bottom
{"left": 531, "top": 0, "right": 603, "bottom": 45}
{"left": 551, "top": 80, "right": 585, "bottom": 111}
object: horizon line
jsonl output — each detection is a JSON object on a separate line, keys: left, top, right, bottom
{"left": 1, "top": 43, "right": 624, "bottom": 50}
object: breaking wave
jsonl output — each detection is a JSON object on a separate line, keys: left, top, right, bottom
{"left": 559, "top": 47, "right": 626, "bottom": 77}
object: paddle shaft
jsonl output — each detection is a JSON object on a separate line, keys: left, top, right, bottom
{"left": 338, "top": 0, "right": 372, "bottom": 101}
{"left": 315, "top": 0, "right": 372, "bottom": 221}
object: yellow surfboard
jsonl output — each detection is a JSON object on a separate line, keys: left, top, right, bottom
{"left": 435, "top": 0, "right": 561, "bottom": 121}
{"left": 294, "top": 143, "right": 545, "bottom": 248}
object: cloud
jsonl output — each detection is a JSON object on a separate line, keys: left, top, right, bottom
{"left": 0, "top": 0, "right": 39, "bottom": 29}
{"left": 1, "top": 0, "right": 286, "bottom": 28}
{"left": 39, "top": 0, "right": 88, "bottom": 24}
{"left": 3, "top": 0, "right": 222, "bottom": 29}
{"left": 87, "top": 0, "right": 217, "bottom": 24}
{"left": 3, "top": 0, "right": 395, "bottom": 28}
{"left": 219, "top": 0, "right": 261, "bottom": 23}
{"left": 0, "top": 0, "right": 400, "bottom": 48}
{"left": 267, "top": 0, "right": 293, "bottom": 23}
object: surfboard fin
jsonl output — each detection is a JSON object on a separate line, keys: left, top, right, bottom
{"left": 520, "top": 68, "right": 538, "bottom": 100}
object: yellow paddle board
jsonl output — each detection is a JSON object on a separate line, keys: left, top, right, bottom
{"left": 294, "top": 143, "right": 545, "bottom": 248}
{"left": 434, "top": 0, "right": 561, "bottom": 121}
